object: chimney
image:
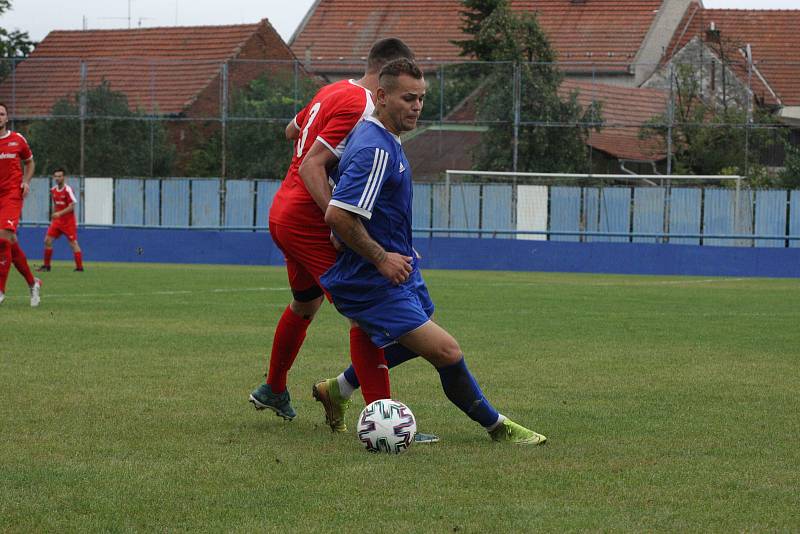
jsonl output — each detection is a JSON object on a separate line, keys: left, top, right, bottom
{"left": 706, "top": 21, "right": 721, "bottom": 42}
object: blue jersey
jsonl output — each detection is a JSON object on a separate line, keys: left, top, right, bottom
{"left": 321, "top": 116, "right": 416, "bottom": 299}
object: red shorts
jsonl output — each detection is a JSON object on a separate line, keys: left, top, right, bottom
{"left": 0, "top": 190, "right": 22, "bottom": 232}
{"left": 269, "top": 220, "right": 337, "bottom": 299}
{"left": 47, "top": 218, "right": 78, "bottom": 241}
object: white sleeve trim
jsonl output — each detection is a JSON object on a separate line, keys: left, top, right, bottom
{"left": 66, "top": 185, "right": 78, "bottom": 203}
{"left": 292, "top": 116, "right": 300, "bottom": 130}
{"left": 330, "top": 199, "right": 372, "bottom": 220}
{"left": 315, "top": 135, "right": 341, "bottom": 157}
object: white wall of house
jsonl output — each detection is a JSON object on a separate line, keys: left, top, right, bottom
{"left": 634, "top": 0, "right": 696, "bottom": 86}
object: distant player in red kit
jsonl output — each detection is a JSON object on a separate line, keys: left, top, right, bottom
{"left": 0, "top": 102, "right": 41, "bottom": 307}
{"left": 37, "top": 167, "right": 83, "bottom": 272}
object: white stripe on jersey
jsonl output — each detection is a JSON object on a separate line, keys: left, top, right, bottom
{"left": 357, "top": 148, "right": 388, "bottom": 213}
{"left": 364, "top": 150, "right": 389, "bottom": 213}
{"left": 66, "top": 184, "right": 77, "bottom": 203}
{"left": 356, "top": 149, "right": 381, "bottom": 208}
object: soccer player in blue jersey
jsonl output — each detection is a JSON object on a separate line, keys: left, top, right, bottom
{"left": 320, "top": 58, "right": 546, "bottom": 444}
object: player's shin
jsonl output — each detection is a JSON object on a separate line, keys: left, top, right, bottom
{"left": 0, "top": 238, "right": 12, "bottom": 292}
{"left": 266, "top": 305, "right": 311, "bottom": 393}
{"left": 340, "top": 343, "right": 418, "bottom": 391}
{"left": 10, "top": 242, "right": 35, "bottom": 286}
{"left": 437, "top": 356, "right": 500, "bottom": 428}
{"left": 349, "top": 326, "right": 390, "bottom": 405}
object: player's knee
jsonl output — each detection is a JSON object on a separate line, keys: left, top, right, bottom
{"left": 424, "top": 337, "right": 461, "bottom": 366}
{"left": 439, "top": 339, "right": 463, "bottom": 364}
{"left": 290, "top": 295, "right": 323, "bottom": 320}
{"left": 292, "top": 284, "right": 324, "bottom": 303}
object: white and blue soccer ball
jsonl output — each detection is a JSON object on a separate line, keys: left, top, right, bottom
{"left": 357, "top": 399, "right": 417, "bottom": 454}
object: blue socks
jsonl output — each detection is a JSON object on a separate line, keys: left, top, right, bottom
{"left": 343, "top": 343, "right": 419, "bottom": 389}
{"left": 436, "top": 356, "right": 499, "bottom": 428}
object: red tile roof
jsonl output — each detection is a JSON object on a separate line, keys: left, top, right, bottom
{"left": 291, "top": 0, "right": 663, "bottom": 74}
{"left": 561, "top": 79, "right": 668, "bottom": 161}
{"left": 0, "top": 20, "right": 296, "bottom": 116}
{"left": 664, "top": 5, "right": 800, "bottom": 106}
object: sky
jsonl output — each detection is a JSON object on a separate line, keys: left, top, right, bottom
{"left": 1, "top": 0, "right": 798, "bottom": 44}
{"left": 0, "top": 0, "right": 318, "bottom": 42}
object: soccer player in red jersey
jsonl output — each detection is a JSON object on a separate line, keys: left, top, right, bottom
{"left": 249, "top": 38, "right": 424, "bottom": 427}
{"left": 0, "top": 102, "right": 41, "bottom": 307}
{"left": 37, "top": 168, "right": 84, "bottom": 272}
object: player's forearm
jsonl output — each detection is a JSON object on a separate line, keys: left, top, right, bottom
{"left": 325, "top": 206, "right": 386, "bottom": 265}
{"left": 22, "top": 158, "right": 35, "bottom": 184}
{"left": 299, "top": 163, "right": 332, "bottom": 214}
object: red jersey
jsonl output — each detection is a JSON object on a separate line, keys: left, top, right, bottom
{"left": 269, "top": 79, "right": 374, "bottom": 232}
{"left": 0, "top": 130, "right": 33, "bottom": 195}
{"left": 51, "top": 184, "right": 77, "bottom": 223}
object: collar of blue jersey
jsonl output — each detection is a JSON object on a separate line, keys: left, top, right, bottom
{"left": 365, "top": 115, "right": 401, "bottom": 144}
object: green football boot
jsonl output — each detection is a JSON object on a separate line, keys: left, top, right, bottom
{"left": 489, "top": 418, "right": 547, "bottom": 445}
{"left": 312, "top": 378, "right": 351, "bottom": 432}
{"left": 249, "top": 383, "right": 296, "bottom": 421}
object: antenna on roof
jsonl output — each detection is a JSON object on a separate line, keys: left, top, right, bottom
{"left": 99, "top": 0, "right": 133, "bottom": 29}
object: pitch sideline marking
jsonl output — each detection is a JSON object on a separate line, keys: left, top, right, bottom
{"left": 486, "top": 277, "right": 749, "bottom": 288}
{"left": 2, "top": 286, "right": 289, "bottom": 301}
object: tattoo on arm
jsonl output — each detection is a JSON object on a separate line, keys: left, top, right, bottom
{"left": 340, "top": 213, "right": 386, "bottom": 265}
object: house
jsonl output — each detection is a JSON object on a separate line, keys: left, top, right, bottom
{"left": 565, "top": 79, "right": 669, "bottom": 171}
{"left": 647, "top": 4, "right": 800, "bottom": 127}
{"left": 290, "top": 0, "right": 800, "bottom": 174}
{"left": 290, "top": 0, "right": 694, "bottom": 86}
{"left": 0, "top": 20, "right": 299, "bottom": 172}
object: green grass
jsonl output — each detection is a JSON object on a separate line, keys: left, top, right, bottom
{"left": 2, "top": 262, "right": 799, "bottom": 532}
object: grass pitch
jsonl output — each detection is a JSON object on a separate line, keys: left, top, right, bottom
{"left": 2, "top": 262, "right": 799, "bottom": 532}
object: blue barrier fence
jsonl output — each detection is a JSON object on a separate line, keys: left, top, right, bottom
{"left": 17, "top": 227, "right": 800, "bottom": 279}
{"left": 21, "top": 177, "right": 800, "bottom": 247}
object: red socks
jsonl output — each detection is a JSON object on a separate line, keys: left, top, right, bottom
{"left": 41, "top": 248, "right": 83, "bottom": 270}
{"left": 350, "top": 326, "right": 390, "bottom": 405}
{"left": 10, "top": 242, "right": 34, "bottom": 286}
{"left": 0, "top": 239, "right": 10, "bottom": 292}
{"left": 266, "top": 306, "right": 311, "bottom": 393}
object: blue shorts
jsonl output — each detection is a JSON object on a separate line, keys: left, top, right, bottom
{"left": 331, "top": 269, "right": 435, "bottom": 348}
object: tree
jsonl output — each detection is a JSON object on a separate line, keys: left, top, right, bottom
{"left": 453, "top": 0, "right": 507, "bottom": 60}
{"left": 186, "top": 69, "right": 320, "bottom": 178}
{"left": 641, "top": 62, "right": 780, "bottom": 184}
{"left": 0, "top": 0, "right": 36, "bottom": 80}
{"left": 27, "top": 81, "right": 175, "bottom": 176}
{"left": 778, "top": 141, "right": 800, "bottom": 189}
{"left": 453, "top": 0, "right": 597, "bottom": 173}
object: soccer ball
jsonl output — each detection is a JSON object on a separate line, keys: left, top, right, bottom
{"left": 356, "top": 399, "right": 417, "bottom": 454}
